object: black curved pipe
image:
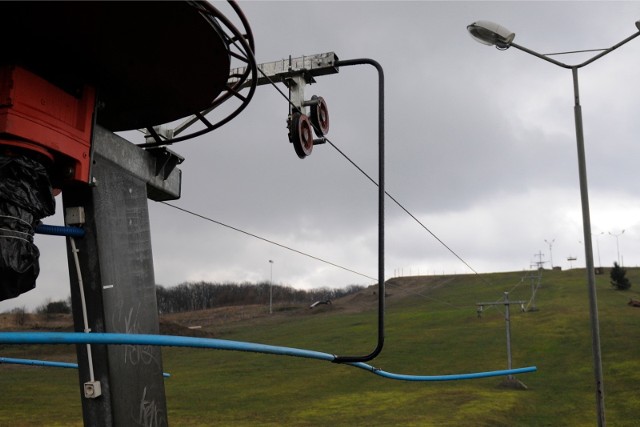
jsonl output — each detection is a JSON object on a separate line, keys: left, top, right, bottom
{"left": 332, "top": 58, "right": 384, "bottom": 364}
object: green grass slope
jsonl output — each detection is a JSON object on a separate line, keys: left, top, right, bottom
{"left": 1, "top": 269, "right": 640, "bottom": 426}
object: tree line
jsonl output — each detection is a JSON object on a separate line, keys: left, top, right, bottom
{"left": 3, "top": 282, "right": 365, "bottom": 320}
{"left": 155, "top": 281, "right": 365, "bottom": 314}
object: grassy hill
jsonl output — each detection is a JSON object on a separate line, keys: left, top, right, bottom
{"left": 1, "top": 268, "right": 640, "bottom": 426}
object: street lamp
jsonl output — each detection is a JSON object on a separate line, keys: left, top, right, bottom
{"left": 468, "top": 20, "right": 640, "bottom": 427}
{"left": 608, "top": 229, "right": 625, "bottom": 266}
{"left": 269, "top": 260, "right": 274, "bottom": 314}
{"left": 594, "top": 232, "right": 604, "bottom": 269}
{"left": 544, "top": 238, "right": 555, "bottom": 269}
{"left": 580, "top": 232, "right": 604, "bottom": 269}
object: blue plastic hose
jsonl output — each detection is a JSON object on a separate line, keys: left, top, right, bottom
{"left": 350, "top": 362, "right": 536, "bottom": 382}
{"left": 0, "top": 356, "right": 77, "bottom": 369}
{"left": 0, "top": 332, "right": 536, "bottom": 381}
{"left": 35, "top": 224, "right": 85, "bottom": 238}
{"left": 0, "top": 356, "right": 171, "bottom": 378}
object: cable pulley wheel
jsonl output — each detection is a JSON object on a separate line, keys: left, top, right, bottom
{"left": 289, "top": 113, "right": 314, "bottom": 159}
{"left": 309, "top": 95, "right": 329, "bottom": 137}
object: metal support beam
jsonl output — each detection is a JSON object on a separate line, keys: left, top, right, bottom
{"left": 63, "top": 126, "right": 178, "bottom": 426}
{"left": 476, "top": 292, "right": 526, "bottom": 382}
{"left": 148, "top": 52, "right": 340, "bottom": 141}
{"left": 227, "top": 52, "right": 340, "bottom": 89}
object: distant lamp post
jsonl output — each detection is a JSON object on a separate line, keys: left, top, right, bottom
{"left": 269, "top": 260, "right": 274, "bottom": 314}
{"left": 468, "top": 19, "right": 640, "bottom": 427}
{"left": 608, "top": 230, "right": 625, "bottom": 266}
{"left": 580, "top": 233, "right": 603, "bottom": 269}
{"left": 594, "top": 232, "right": 604, "bottom": 268}
{"left": 544, "top": 238, "right": 555, "bottom": 268}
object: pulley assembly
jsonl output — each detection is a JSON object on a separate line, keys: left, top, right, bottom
{"left": 221, "top": 52, "right": 339, "bottom": 159}
{"left": 285, "top": 73, "right": 331, "bottom": 159}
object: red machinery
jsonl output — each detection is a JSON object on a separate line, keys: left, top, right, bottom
{"left": 0, "top": 66, "right": 95, "bottom": 184}
{"left": 0, "top": 1, "right": 256, "bottom": 301}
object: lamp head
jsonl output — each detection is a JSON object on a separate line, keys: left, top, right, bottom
{"left": 636, "top": 20, "right": 640, "bottom": 30}
{"left": 467, "top": 20, "right": 515, "bottom": 49}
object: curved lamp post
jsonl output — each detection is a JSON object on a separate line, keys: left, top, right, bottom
{"left": 468, "top": 19, "right": 640, "bottom": 427}
{"left": 594, "top": 232, "right": 604, "bottom": 269}
{"left": 544, "top": 238, "right": 555, "bottom": 268}
{"left": 608, "top": 229, "right": 625, "bottom": 265}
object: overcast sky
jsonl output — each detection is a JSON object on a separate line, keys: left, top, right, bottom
{"left": 4, "top": 1, "right": 640, "bottom": 311}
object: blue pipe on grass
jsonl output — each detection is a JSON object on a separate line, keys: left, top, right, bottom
{"left": 0, "top": 356, "right": 171, "bottom": 378}
{"left": 0, "top": 356, "right": 77, "bottom": 369}
{"left": 350, "top": 362, "right": 536, "bottom": 382}
{"left": 0, "top": 332, "right": 536, "bottom": 382}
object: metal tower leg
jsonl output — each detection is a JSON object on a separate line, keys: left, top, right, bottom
{"left": 63, "top": 126, "right": 180, "bottom": 426}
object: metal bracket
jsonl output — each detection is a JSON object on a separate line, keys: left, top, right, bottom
{"left": 91, "top": 126, "right": 182, "bottom": 201}
{"left": 285, "top": 74, "right": 311, "bottom": 116}
{"left": 146, "top": 147, "right": 185, "bottom": 180}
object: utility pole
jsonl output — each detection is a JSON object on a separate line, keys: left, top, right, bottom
{"left": 523, "top": 268, "right": 542, "bottom": 312}
{"left": 533, "top": 251, "right": 546, "bottom": 270}
{"left": 476, "top": 292, "right": 528, "bottom": 389}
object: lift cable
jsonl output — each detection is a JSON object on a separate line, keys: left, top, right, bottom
{"left": 158, "top": 201, "right": 376, "bottom": 282}
{"left": 139, "top": 55, "right": 493, "bottom": 289}
{"left": 33, "top": 218, "right": 522, "bottom": 311}
{"left": 385, "top": 281, "right": 462, "bottom": 309}
{"left": 328, "top": 136, "right": 483, "bottom": 277}
{"left": 254, "top": 64, "right": 489, "bottom": 285}
{"left": 155, "top": 202, "right": 519, "bottom": 313}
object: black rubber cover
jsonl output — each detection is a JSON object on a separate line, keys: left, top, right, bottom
{"left": 0, "top": 153, "right": 55, "bottom": 301}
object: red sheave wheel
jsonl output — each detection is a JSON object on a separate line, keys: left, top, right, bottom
{"left": 310, "top": 95, "right": 329, "bottom": 137}
{"left": 289, "top": 112, "right": 314, "bottom": 159}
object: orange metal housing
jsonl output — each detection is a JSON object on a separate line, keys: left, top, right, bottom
{"left": 0, "top": 65, "right": 95, "bottom": 183}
